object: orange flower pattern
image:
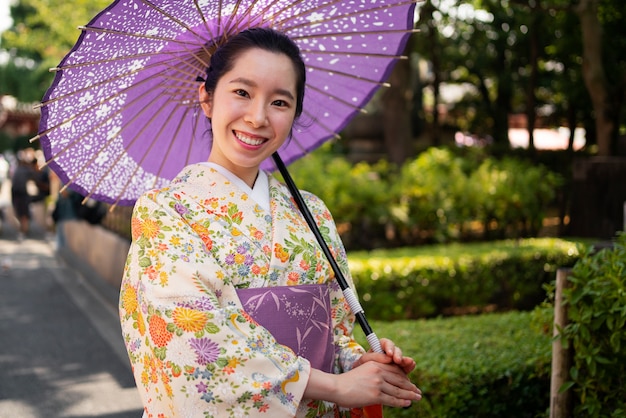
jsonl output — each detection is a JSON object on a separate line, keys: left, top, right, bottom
{"left": 119, "top": 164, "right": 365, "bottom": 418}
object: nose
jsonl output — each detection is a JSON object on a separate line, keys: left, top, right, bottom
{"left": 244, "top": 99, "right": 268, "bottom": 128}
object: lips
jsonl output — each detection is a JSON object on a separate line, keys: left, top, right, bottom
{"left": 234, "top": 131, "right": 267, "bottom": 146}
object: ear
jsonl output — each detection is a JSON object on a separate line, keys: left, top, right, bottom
{"left": 198, "top": 84, "right": 212, "bottom": 118}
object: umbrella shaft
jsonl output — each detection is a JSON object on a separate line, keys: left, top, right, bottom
{"left": 272, "top": 152, "right": 382, "bottom": 353}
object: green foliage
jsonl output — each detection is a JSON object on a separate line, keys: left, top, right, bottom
{"left": 393, "top": 148, "right": 471, "bottom": 242}
{"left": 562, "top": 233, "right": 626, "bottom": 417}
{"left": 354, "top": 311, "right": 553, "bottom": 418}
{"left": 2, "top": 0, "right": 112, "bottom": 61}
{"left": 1, "top": 0, "right": 111, "bottom": 102}
{"left": 287, "top": 146, "right": 563, "bottom": 249}
{"left": 349, "top": 238, "right": 584, "bottom": 320}
{"left": 284, "top": 145, "right": 397, "bottom": 249}
{"left": 469, "top": 157, "right": 562, "bottom": 238}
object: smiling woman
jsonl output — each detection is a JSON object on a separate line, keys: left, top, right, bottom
{"left": 198, "top": 49, "right": 298, "bottom": 187}
{"left": 118, "top": 27, "right": 421, "bottom": 418}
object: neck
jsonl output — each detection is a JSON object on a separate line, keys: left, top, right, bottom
{"left": 207, "top": 160, "right": 259, "bottom": 188}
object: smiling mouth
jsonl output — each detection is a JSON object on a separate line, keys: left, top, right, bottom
{"left": 234, "top": 131, "right": 266, "bottom": 146}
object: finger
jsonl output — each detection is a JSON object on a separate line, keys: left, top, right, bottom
{"left": 399, "top": 356, "right": 417, "bottom": 374}
{"left": 377, "top": 338, "right": 393, "bottom": 354}
{"left": 360, "top": 351, "right": 393, "bottom": 365}
{"left": 391, "top": 346, "right": 403, "bottom": 364}
{"left": 380, "top": 339, "right": 408, "bottom": 365}
{"left": 378, "top": 380, "right": 422, "bottom": 407}
{"left": 380, "top": 366, "right": 419, "bottom": 389}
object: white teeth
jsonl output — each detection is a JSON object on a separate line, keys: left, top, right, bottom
{"left": 235, "top": 132, "right": 265, "bottom": 146}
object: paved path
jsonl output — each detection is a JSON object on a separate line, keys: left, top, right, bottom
{"left": 0, "top": 218, "right": 143, "bottom": 417}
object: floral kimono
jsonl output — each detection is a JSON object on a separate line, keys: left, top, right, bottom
{"left": 119, "top": 163, "right": 367, "bottom": 417}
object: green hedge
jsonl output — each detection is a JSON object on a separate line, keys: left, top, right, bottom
{"left": 561, "top": 233, "right": 626, "bottom": 417}
{"left": 354, "top": 311, "right": 552, "bottom": 417}
{"left": 349, "top": 238, "right": 585, "bottom": 320}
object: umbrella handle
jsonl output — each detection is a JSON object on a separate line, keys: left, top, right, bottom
{"left": 272, "top": 152, "right": 382, "bottom": 354}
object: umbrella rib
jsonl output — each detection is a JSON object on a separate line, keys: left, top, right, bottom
{"left": 305, "top": 84, "right": 368, "bottom": 114}
{"left": 279, "top": 133, "right": 310, "bottom": 165}
{"left": 261, "top": 0, "right": 346, "bottom": 32}
{"left": 157, "top": 46, "right": 212, "bottom": 75}
{"left": 105, "top": 92, "right": 194, "bottom": 204}
{"left": 217, "top": 0, "right": 224, "bottom": 37}
{"left": 50, "top": 50, "right": 180, "bottom": 72}
{"left": 193, "top": 0, "right": 218, "bottom": 49}
{"left": 289, "top": 28, "right": 420, "bottom": 41}
{"left": 157, "top": 60, "right": 207, "bottom": 88}
{"left": 152, "top": 106, "right": 198, "bottom": 193}
{"left": 226, "top": 0, "right": 283, "bottom": 33}
{"left": 305, "top": 63, "right": 393, "bottom": 87}
{"left": 112, "top": 100, "right": 201, "bottom": 205}
{"left": 57, "top": 85, "right": 184, "bottom": 197}
{"left": 182, "top": 107, "right": 199, "bottom": 175}
{"left": 300, "top": 49, "right": 409, "bottom": 60}
{"left": 138, "top": 0, "right": 211, "bottom": 44}
{"left": 41, "top": 73, "right": 182, "bottom": 163}
{"left": 38, "top": 54, "right": 195, "bottom": 109}
{"left": 277, "top": 0, "right": 419, "bottom": 32}
{"left": 79, "top": 25, "right": 217, "bottom": 71}
{"left": 52, "top": 43, "right": 211, "bottom": 76}
{"left": 77, "top": 24, "right": 216, "bottom": 51}
{"left": 219, "top": 0, "right": 246, "bottom": 43}
{"left": 300, "top": 108, "right": 343, "bottom": 140}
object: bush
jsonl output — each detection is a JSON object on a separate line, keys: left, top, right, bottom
{"left": 561, "top": 233, "right": 626, "bottom": 417}
{"left": 355, "top": 311, "right": 553, "bottom": 417}
{"left": 283, "top": 146, "right": 396, "bottom": 249}
{"left": 392, "top": 148, "right": 472, "bottom": 243}
{"left": 287, "top": 145, "right": 563, "bottom": 249}
{"left": 470, "top": 157, "right": 561, "bottom": 239}
{"left": 350, "top": 238, "right": 584, "bottom": 320}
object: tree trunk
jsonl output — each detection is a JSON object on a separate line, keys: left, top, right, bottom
{"left": 493, "top": 75, "right": 511, "bottom": 146}
{"left": 382, "top": 41, "right": 414, "bottom": 165}
{"left": 575, "top": 0, "right": 615, "bottom": 156}
{"left": 567, "top": 104, "right": 577, "bottom": 152}
{"left": 428, "top": 15, "right": 441, "bottom": 147}
{"left": 526, "top": 3, "right": 540, "bottom": 156}
{"left": 550, "top": 268, "right": 573, "bottom": 418}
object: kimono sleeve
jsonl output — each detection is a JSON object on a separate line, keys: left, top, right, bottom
{"left": 119, "top": 191, "right": 311, "bottom": 417}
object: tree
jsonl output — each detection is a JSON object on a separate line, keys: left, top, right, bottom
{"left": 414, "top": 0, "right": 533, "bottom": 147}
{"left": 1, "top": 0, "right": 111, "bottom": 101}
{"left": 412, "top": 0, "right": 625, "bottom": 156}
{"left": 381, "top": 36, "right": 416, "bottom": 165}
{"left": 575, "top": 0, "right": 625, "bottom": 156}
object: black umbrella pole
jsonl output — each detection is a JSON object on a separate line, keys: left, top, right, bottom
{"left": 272, "top": 152, "right": 382, "bottom": 354}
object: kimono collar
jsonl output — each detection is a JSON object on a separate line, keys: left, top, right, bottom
{"left": 199, "top": 162, "right": 270, "bottom": 212}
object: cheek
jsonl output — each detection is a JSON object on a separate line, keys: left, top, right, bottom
{"left": 277, "top": 112, "right": 296, "bottom": 133}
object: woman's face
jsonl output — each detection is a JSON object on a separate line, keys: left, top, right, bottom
{"left": 199, "top": 48, "right": 298, "bottom": 187}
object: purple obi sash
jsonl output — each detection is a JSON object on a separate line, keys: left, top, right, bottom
{"left": 236, "top": 284, "right": 334, "bottom": 373}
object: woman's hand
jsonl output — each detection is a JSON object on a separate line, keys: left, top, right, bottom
{"left": 354, "top": 338, "right": 416, "bottom": 375}
{"left": 305, "top": 362, "right": 421, "bottom": 409}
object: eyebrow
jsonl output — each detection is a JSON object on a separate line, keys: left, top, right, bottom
{"left": 229, "top": 77, "right": 295, "bottom": 101}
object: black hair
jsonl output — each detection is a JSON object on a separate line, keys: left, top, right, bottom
{"left": 203, "top": 27, "right": 306, "bottom": 119}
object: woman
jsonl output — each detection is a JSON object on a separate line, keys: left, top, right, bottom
{"left": 119, "top": 27, "right": 421, "bottom": 417}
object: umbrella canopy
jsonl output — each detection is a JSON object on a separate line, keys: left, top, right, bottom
{"left": 35, "top": 0, "right": 417, "bottom": 205}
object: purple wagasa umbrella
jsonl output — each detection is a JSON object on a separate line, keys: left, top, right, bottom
{"left": 35, "top": 0, "right": 417, "bottom": 206}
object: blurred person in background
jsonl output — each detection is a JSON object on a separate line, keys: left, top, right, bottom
{"left": 10, "top": 150, "right": 36, "bottom": 239}
{"left": 0, "top": 153, "right": 9, "bottom": 225}
{"left": 29, "top": 150, "right": 52, "bottom": 235}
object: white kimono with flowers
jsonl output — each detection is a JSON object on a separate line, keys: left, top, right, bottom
{"left": 119, "top": 163, "right": 367, "bottom": 417}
